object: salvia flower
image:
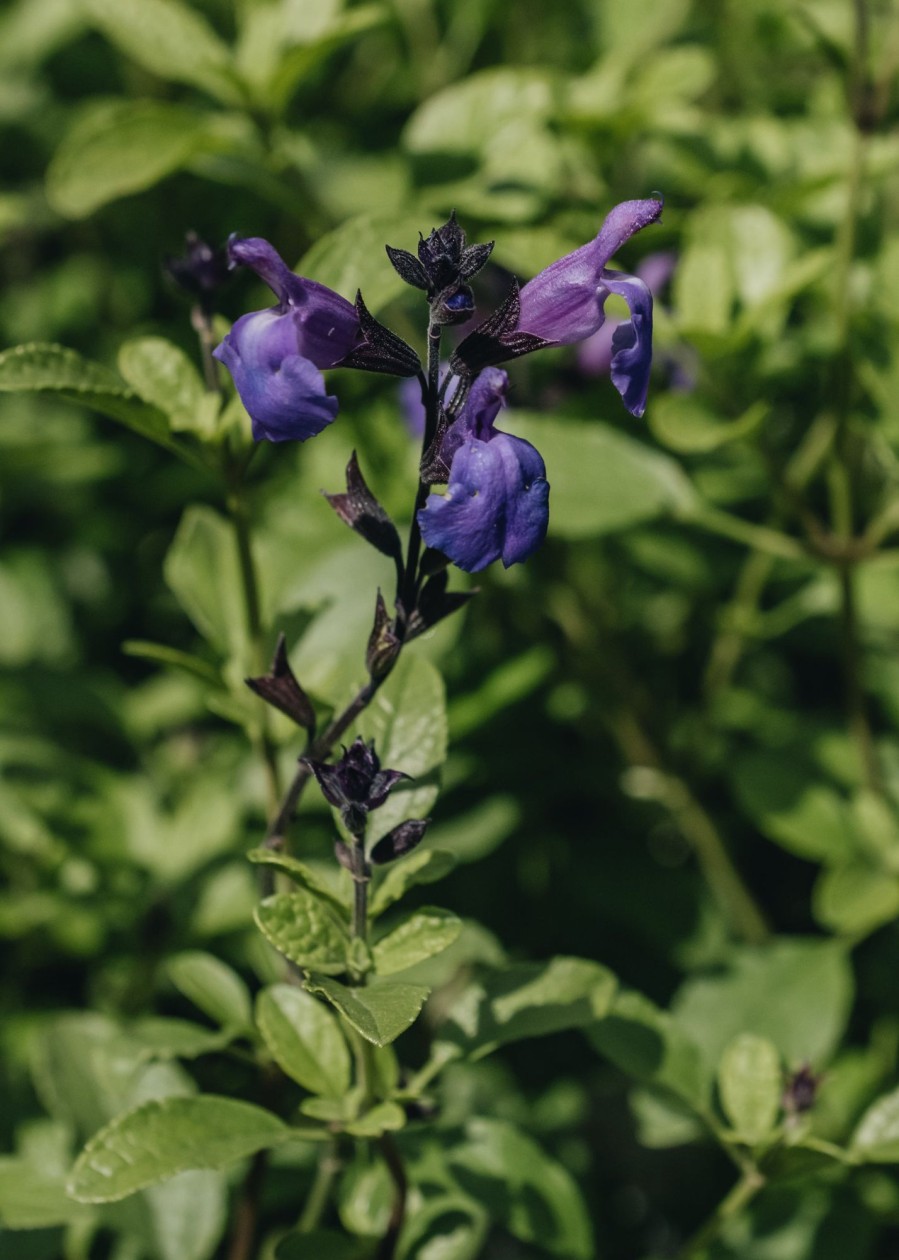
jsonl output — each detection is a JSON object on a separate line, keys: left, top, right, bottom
{"left": 213, "top": 236, "right": 361, "bottom": 443}
{"left": 418, "top": 368, "right": 549, "bottom": 573}
{"left": 304, "top": 737, "right": 407, "bottom": 836}
{"left": 454, "top": 197, "right": 663, "bottom": 417}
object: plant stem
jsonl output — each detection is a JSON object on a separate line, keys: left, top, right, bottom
{"left": 678, "top": 1167, "right": 765, "bottom": 1259}
{"left": 376, "top": 1134, "right": 408, "bottom": 1260}
{"left": 297, "top": 1138, "right": 341, "bottom": 1233}
{"left": 400, "top": 324, "right": 441, "bottom": 622}
{"left": 685, "top": 504, "right": 806, "bottom": 561}
{"left": 839, "top": 562, "right": 881, "bottom": 792}
{"left": 610, "top": 706, "right": 770, "bottom": 946}
{"left": 225, "top": 1150, "right": 268, "bottom": 1260}
{"left": 228, "top": 482, "right": 282, "bottom": 816}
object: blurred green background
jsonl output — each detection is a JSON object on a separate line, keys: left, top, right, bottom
{"left": 3, "top": 0, "right": 899, "bottom": 1256}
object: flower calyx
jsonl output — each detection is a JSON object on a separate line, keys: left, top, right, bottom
{"left": 338, "top": 292, "right": 422, "bottom": 378}
{"left": 304, "top": 737, "right": 408, "bottom": 838}
{"left": 387, "top": 211, "right": 493, "bottom": 326}
{"left": 324, "top": 451, "right": 404, "bottom": 583}
{"left": 245, "top": 633, "right": 316, "bottom": 732}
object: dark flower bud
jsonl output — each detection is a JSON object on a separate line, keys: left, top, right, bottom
{"left": 165, "top": 231, "right": 230, "bottom": 312}
{"left": 370, "top": 818, "right": 430, "bottom": 864}
{"left": 245, "top": 633, "right": 316, "bottom": 731}
{"left": 324, "top": 451, "right": 403, "bottom": 582}
{"left": 304, "top": 737, "right": 409, "bottom": 837}
{"left": 782, "top": 1064, "right": 823, "bottom": 1118}
{"left": 431, "top": 283, "right": 475, "bottom": 327}
{"left": 366, "top": 591, "right": 401, "bottom": 681}
{"left": 388, "top": 212, "right": 493, "bottom": 305}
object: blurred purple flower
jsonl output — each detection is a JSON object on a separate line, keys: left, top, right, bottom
{"left": 418, "top": 368, "right": 549, "bottom": 572}
{"left": 516, "top": 198, "right": 663, "bottom": 417}
{"left": 213, "top": 236, "right": 361, "bottom": 442}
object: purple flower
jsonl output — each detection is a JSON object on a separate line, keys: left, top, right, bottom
{"left": 418, "top": 368, "right": 549, "bottom": 573}
{"left": 213, "top": 236, "right": 361, "bottom": 442}
{"left": 516, "top": 198, "right": 663, "bottom": 417}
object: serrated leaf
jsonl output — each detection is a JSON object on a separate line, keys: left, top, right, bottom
{"left": 441, "top": 957, "right": 617, "bottom": 1059}
{"left": 46, "top": 100, "right": 220, "bottom": 219}
{"left": 373, "top": 907, "right": 462, "bottom": 976}
{"left": 307, "top": 975, "right": 429, "bottom": 1046}
{"left": 256, "top": 984, "right": 351, "bottom": 1097}
{"left": 83, "top": 0, "right": 241, "bottom": 105}
{"left": 166, "top": 951, "right": 253, "bottom": 1029}
{"left": 852, "top": 1086, "right": 899, "bottom": 1162}
{"left": 247, "top": 848, "right": 347, "bottom": 914}
{"left": 119, "top": 337, "right": 218, "bottom": 437}
{"left": 67, "top": 1096, "right": 291, "bottom": 1203}
{"left": 370, "top": 849, "right": 457, "bottom": 916}
{"left": 718, "top": 1033, "right": 782, "bottom": 1143}
{"left": 255, "top": 891, "right": 348, "bottom": 973}
{"left": 0, "top": 342, "right": 206, "bottom": 469}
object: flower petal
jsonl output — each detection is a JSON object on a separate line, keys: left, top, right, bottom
{"left": 418, "top": 431, "right": 549, "bottom": 572}
{"left": 517, "top": 197, "right": 663, "bottom": 345}
{"left": 602, "top": 270, "right": 654, "bottom": 417}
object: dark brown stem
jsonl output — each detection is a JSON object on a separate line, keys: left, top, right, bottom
{"left": 375, "top": 1133, "right": 408, "bottom": 1260}
{"left": 225, "top": 1150, "right": 268, "bottom": 1260}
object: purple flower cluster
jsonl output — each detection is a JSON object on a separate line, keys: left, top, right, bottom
{"left": 214, "top": 198, "right": 662, "bottom": 572}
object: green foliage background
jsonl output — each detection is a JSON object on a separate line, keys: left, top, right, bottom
{"left": 2, "top": 0, "right": 899, "bottom": 1257}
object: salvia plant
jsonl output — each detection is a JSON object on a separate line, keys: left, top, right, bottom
{"left": 6, "top": 1, "right": 899, "bottom": 1259}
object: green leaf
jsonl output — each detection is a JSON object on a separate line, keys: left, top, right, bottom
{"left": 255, "top": 891, "right": 348, "bottom": 974}
{"left": 67, "top": 1096, "right": 291, "bottom": 1203}
{"left": 164, "top": 506, "right": 248, "bottom": 659}
{"left": 369, "top": 849, "right": 457, "bottom": 917}
{"left": 851, "top": 1086, "right": 899, "bottom": 1162}
{"left": 397, "top": 1195, "right": 489, "bottom": 1260}
{"left": 648, "top": 395, "right": 767, "bottom": 454}
{"left": 298, "top": 211, "right": 436, "bottom": 312}
{"left": 448, "top": 1118, "right": 593, "bottom": 1259}
{"left": 306, "top": 974, "right": 430, "bottom": 1046}
{"left": 247, "top": 848, "right": 347, "bottom": 914}
{"left": 730, "top": 750, "right": 855, "bottom": 864}
{"left": 0, "top": 343, "right": 206, "bottom": 469}
{"left": 354, "top": 654, "right": 447, "bottom": 845}
{"left": 717, "top": 1033, "right": 782, "bottom": 1143}
{"left": 47, "top": 100, "right": 221, "bottom": 219}
{"left": 126, "top": 1017, "right": 234, "bottom": 1061}
{"left": 506, "top": 415, "right": 695, "bottom": 539}
{"left": 404, "top": 67, "right": 554, "bottom": 158}
{"left": 0, "top": 1159, "right": 85, "bottom": 1229}
{"left": 589, "top": 989, "right": 708, "bottom": 1110}
{"left": 118, "top": 337, "right": 219, "bottom": 438}
{"left": 122, "top": 641, "right": 222, "bottom": 685}
{"left": 166, "top": 951, "right": 254, "bottom": 1030}
{"left": 256, "top": 984, "right": 351, "bottom": 1097}
{"left": 672, "top": 939, "right": 854, "bottom": 1081}
{"left": 82, "top": 0, "right": 241, "bottom": 105}
{"left": 373, "top": 907, "right": 462, "bottom": 977}
{"left": 441, "top": 957, "right": 617, "bottom": 1059}
{"left": 812, "top": 862, "right": 899, "bottom": 937}
{"left": 343, "top": 1101, "right": 406, "bottom": 1138}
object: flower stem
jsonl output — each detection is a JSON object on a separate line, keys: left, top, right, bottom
{"left": 400, "top": 323, "right": 441, "bottom": 622}
{"left": 297, "top": 1138, "right": 341, "bottom": 1234}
